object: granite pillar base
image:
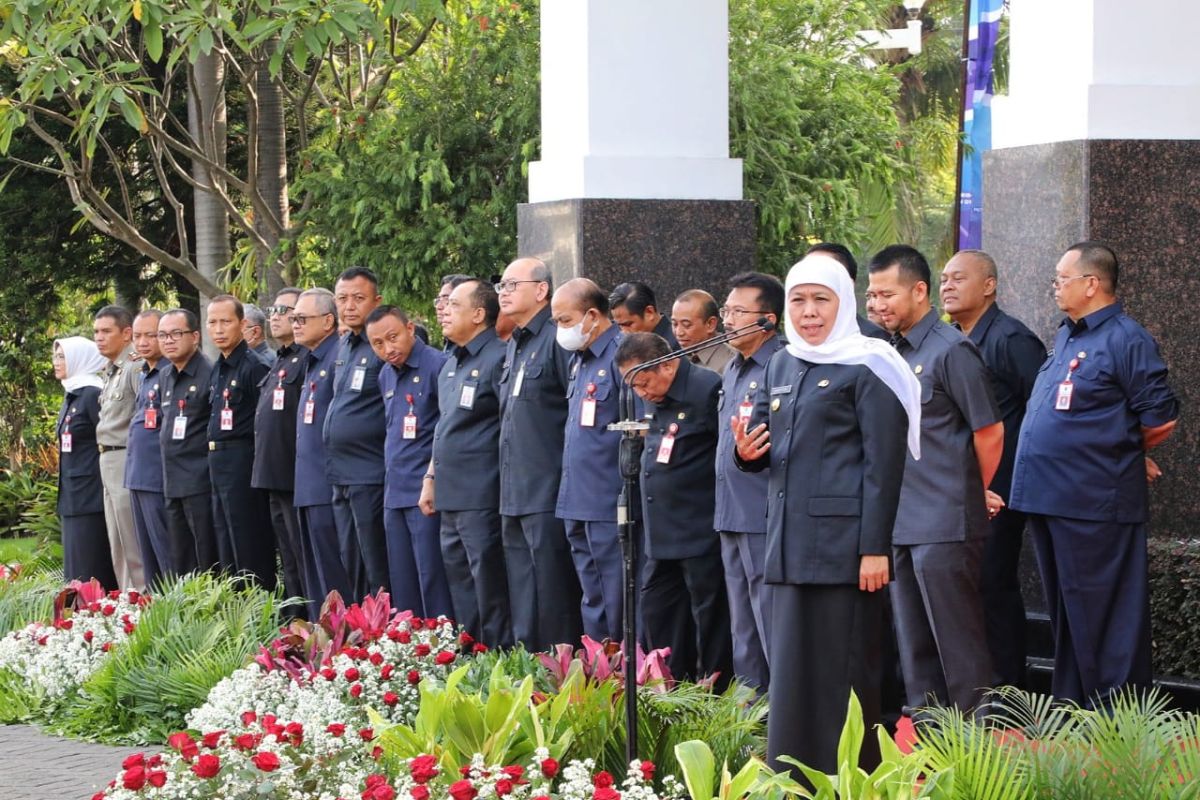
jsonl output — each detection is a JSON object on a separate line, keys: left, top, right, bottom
{"left": 517, "top": 199, "right": 757, "bottom": 304}
{"left": 983, "top": 139, "right": 1200, "bottom": 621}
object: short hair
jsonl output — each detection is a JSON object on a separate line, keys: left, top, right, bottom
{"left": 609, "top": 281, "right": 657, "bottom": 317}
{"left": 243, "top": 303, "right": 267, "bottom": 328}
{"left": 161, "top": 308, "right": 200, "bottom": 332}
{"left": 807, "top": 243, "right": 859, "bottom": 282}
{"left": 727, "top": 272, "right": 785, "bottom": 320}
{"left": 570, "top": 279, "right": 610, "bottom": 315}
{"left": 336, "top": 266, "right": 380, "bottom": 290}
{"left": 954, "top": 249, "right": 998, "bottom": 280}
{"left": 134, "top": 308, "right": 164, "bottom": 325}
{"left": 441, "top": 273, "right": 471, "bottom": 289}
{"left": 867, "top": 244, "right": 932, "bottom": 288}
{"left": 276, "top": 286, "right": 303, "bottom": 300}
{"left": 615, "top": 332, "right": 672, "bottom": 368}
{"left": 461, "top": 279, "right": 500, "bottom": 328}
{"left": 528, "top": 259, "right": 554, "bottom": 293}
{"left": 94, "top": 305, "right": 133, "bottom": 329}
{"left": 208, "top": 294, "right": 245, "bottom": 320}
{"left": 364, "top": 305, "right": 410, "bottom": 328}
{"left": 414, "top": 322, "right": 429, "bottom": 344}
{"left": 298, "top": 287, "right": 338, "bottom": 321}
{"left": 675, "top": 289, "right": 719, "bottom": 321}
{"left": 1067, "top": 240, "right": 1119, "bottom": 289}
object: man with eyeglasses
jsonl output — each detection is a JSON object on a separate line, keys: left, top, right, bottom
{"left": 713, "top": 272, "right": 785, "bottom": 692}
{"left": 243, "top": 304, "right": 272, "bottom": 359}
{"left": 806, "top": 242, "right": 890, "bottom": 341}
{"left": 124, "top": 309, "right": 171, "bottom": 587}
{"left": 157, "top": 308, "right": 217, "bottom": 574}
{"left": 1010, "top": 241, "right": 1178, "bottom": 707}
{"left": 292, "top": 288, "right": 354, "bottom": 616}
{"left": 325, "top": 267, "right": 388, "bottom": 600}
{"left": 672, "top": 289, "right": 734, "bottom": 375}
{"left": 609, "top": 281, "right": 679, "bottom": 348}
{"left": 495, "top": 258, "right": 583, "bottom": 651}
{"left": 940, "top": 250, "right": 1046, "bottom": 690}
{"left": 252, "top": 287, "right": 308, "bottom": 611}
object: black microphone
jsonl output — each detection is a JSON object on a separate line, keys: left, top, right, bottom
{"left": 756, "top": 316, "right": 775, "bottom": 332}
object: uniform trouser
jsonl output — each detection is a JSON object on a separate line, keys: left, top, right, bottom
{"left": 129, "top": 489, "right": 170, "bottom": 589}
{"left": 331, "top": 483, "right": 387, "bottom": 600}
{"left": 891, "top": 539, "right": 993, "bottom": 714}
{"left": 208, "top": 447, "right": 276, "bottom": 591}
{"left": 298, "top": 503, "right": 352, "bottom": 618}
{"left": 164, "top": 491, "right": 217, "bottom": 575}
{"left": 384, "top": 506, "right": 454, "bottom": 619}
{"left": 563, "top": 519, "right": 624, "bottom": 641}
{"left": 982, "top": 507, "right": 1027, "bottom": 688}
{"left": 719, "top": 531, "right": 771, "bottom": 691}
{"left": 642, "top": 549, "right": 733, "bottom": 689}
{"left": 440, "top": 508, "right": 512, "bottom": 648}
{"left": 266, "top": 490, "right": 305, "bottom": 608}
{"left": 62, "top": 512, "right": 118, "bottom": 590}
{"left": 99, "top": 451, "right": 145, "bottom": 590}
{"left": 1027, "top": 515, "right": 1151, "bottom": 708}
{"left": 767, "top": 584, "right": 883, "bottom": 779}
{"left": 502, "top": 511, "right": 583, "bottom": 651}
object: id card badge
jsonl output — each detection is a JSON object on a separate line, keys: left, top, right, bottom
{"left": 512, "top": 364, "right": 525, "bottom": 397}
{"left": 350, "top": 366, "right": 366, "bottom": 393}
{"left": 403, "top": 394, "right": 417, "bottom": 439}
{"left": 272, "top": 371, "right": 287, "bottom": 411}
{"left": 172, "top": 415, "right": 188, "bottom": 440}
{"left": 220, "top": 407, "right": 234, "bottom": 431}
{"left": 304, "top": 383, "right": 316, "bottom": 425}
{"left": 580, "top": 383, "right": 597, "bottom": 427}
{"left": 60, "top": 418, "right": 73, "bottom": 453}
{"left": 738, "top": 395, "right": 754, "bottom": 423}
{"left": 1055, "top": 381, "right": 1074, "bottom": 411}
{"left": 656, "top": 423, "right": 679, "bottom": 464}
{"left": 144, "top": 407, "right": 158, "bottom": 430}
{"left": 459, "top": 382, "right": 477, "bottom": 410}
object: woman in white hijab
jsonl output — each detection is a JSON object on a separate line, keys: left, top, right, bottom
{"left": 53, "top": 336, "right": 117, "bottom": 588}
{"left": 733, "top": 254, "right": 920, "bottom": 780}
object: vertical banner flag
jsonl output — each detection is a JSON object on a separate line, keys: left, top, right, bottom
{"left": 957, "top": 0, "right": 1003, "bottom": 250}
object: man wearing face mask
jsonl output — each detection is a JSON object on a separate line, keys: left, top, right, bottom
{"left": 550, "top": 278, "right": 625, "bottom": 641}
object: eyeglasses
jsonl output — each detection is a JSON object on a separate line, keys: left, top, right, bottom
{"left": 1051, "top": 274, "right": 1094, "bottom": 289}
{"left": 155, "top": 330, "right": 194, "bottom": 342}
{"left": 719, "top": 306, "right": 768, "bottom": 320}
{"left": 494, "top": 279, "right": 544, "bottom": 294}
{"left": 433, "top": 296, "right": 450, "bottom": 308}
{"left": 266, "top": 304, "right": 294, "bottom": 317}
{"left": 289, "top": 312, "right": 332, "bottom": 326}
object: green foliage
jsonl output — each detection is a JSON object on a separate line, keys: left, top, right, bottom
{"left": 1149, "top": 537, "right": 1200, "bottom": 679}
{"left": 674, "top": 741, "right": 771, "bottom": 800}
{"left": 51, "top": 572, "right": 286, "bottom": 745}
{"left": 0, "top": 567, "right": 61, "bottom": 634}
{"left": 457, "top": 644, "right": 556, "bottom": 696}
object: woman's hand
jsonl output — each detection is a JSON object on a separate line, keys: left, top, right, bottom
{"left": 859, "top": 555, "right": 890, "bottom": 592}
{"left": 732, "top": 416, "right": 770, "bottom": 461}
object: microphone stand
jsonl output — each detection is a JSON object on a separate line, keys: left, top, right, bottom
{"left": 607, "top": 316, "right": 774, "bottom": 765}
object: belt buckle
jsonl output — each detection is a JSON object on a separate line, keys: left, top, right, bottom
{"left": 208, "top": 441, "right": 216, "bottom": 451}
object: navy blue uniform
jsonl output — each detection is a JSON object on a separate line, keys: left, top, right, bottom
{"left": 432, "top": 328, "right": 512, "bottom": 647}
{"left": 1011, "top": 302, "right": 1178, "bottom": 706}
{"left": 57, "top": 386, "right": 117, "bottom": 588}
{"left": 556, "top": 324, "right": 624, "bottom": 641}
{"left": 379, "top": 338, "right": 453, "bottom": 619}
{"left": 639, "top": 358, "right": 732, "bottom": 686}
{"left": 323, "top": 331, "right": 387, "bottom": 598}
{"left": 124, "top": 360, "right": 171, "bottom": 586}
{"left": 160, "top": 352, "right": 217, "bottom": 574}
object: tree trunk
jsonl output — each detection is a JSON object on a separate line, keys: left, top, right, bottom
{"left": 255, "top": 50, "right": 290, "bottom": 296}
{"left": 188, "top": 50, "right": 229, "bottom": 357}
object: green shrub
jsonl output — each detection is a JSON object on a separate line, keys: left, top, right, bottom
{"left": 0, "top": 568, "right": 61, "bottom": 634}
{"left": 0, "top": 467, "right": 59, "bottom": 541}
{"left": 1149, "top": 537, "right": 1200, "bottom": 680}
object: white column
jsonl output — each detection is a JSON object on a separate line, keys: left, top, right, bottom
{"left": 993, "top": 0, "right": 1200, "bottom": 148}
{"left": 528, "top": 0, "right": 743, "bottom": 202}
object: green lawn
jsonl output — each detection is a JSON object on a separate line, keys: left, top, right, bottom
{"left": 0, "top": 536, "right": 61, "bottom": 568}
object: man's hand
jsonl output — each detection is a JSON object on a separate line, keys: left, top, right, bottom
{"left": 418, "top": 479, "right": 436, "bottom": 516}
{"left": 985, "top": 489, "right": 1006, "bottom": 519}
{"left": 860, "top": 555, "right": 890, "bottom": 592}
{"left": 1146, "top": 456, "right": 1163, "bottom": 484}
{"left": 732, "top": 416, "right": 770, "bottom": 461}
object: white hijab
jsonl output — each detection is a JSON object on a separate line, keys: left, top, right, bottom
{"left": 783, "top": 255, "right": 922, "bottom": 459}
{"left": 55, "top": 336, "right": 107, "bottom": 394}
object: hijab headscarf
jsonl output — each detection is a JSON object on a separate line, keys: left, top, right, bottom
{"left": 55, "top": 336, "right": 108, "bottom": 394}
{"left": 783, "top": 255, "right": 922, "bottom": 459}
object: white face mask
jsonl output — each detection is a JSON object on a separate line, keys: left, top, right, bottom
{"left": 556, "top": 313, "right": 596, "bottom": 351}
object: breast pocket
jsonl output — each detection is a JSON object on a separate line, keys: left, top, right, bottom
{"left": 515, "top": 363, "right": 545, "bottom": 400}
{"left": 918, "top": 373, "right": 935, "bottom": 405}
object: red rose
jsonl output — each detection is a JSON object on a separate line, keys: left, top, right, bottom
{"left": 202, "top": 731, "right": 224, "bottom": 749}
{"left": 350, "top": 682, "right": 364, "bottom": 698}
{"left": 639, "top": 761, "right": 655, "bottom": 782}
{"left": 435, "top": 651, "right": 455, "bottom": 665}
{"left": 449, "top": 779, "right": 478, "bottom": 800}
{"left": 496, "top": 779, "right": 514, "bottom": 796}
{"left": 148, "top": 770, "right": 167, "bottom": 788}
{"left": 593, "top": 771, "right": 614, "bottom": 789}
{"left": 383, "top": 691, "right": 399, "bottom": 706}
{"left": 126, "top": 590, "right": 140, "bottom": 604}
{"left": 396, "top": 630, "right": 412, "bottom": 644}
{"left": 459, "top": 632, "right": 474, "bottom": 646}
{"left": 369, "top": 652, "right": 383, "bottom": 665}
{"left": 327, "top": 723, "right": 346, "bottom": 736}
{"left": 593, "top": 788, "right": 621, "bottom": 800}
{"left": 147, "top": 754, "right": 163, "bottom": 768}
{"left": 414, "top": 643, "right": 431, "bottom": 657}
{"left": 322, "top": 668, "right": 337, "bottom": 681}
{"left": 122, "top": 766, "right": 146, "bottom": 791}
{"left": 252, "top": 751, "right": 281, "bottom": 772}
{"left": 101, "top": 642, "right": 111, "bottom": 652}
{"left": 91, "top": 793, "right": 105, "bottom": 800}
{"left": 502, "top": 765, "right": 524, "bottom": 781}
{"left": 540, "top": 758, "right": 559, "bottom": 778}
{"left": 473, "top": 643, "right": 489, "bottom": 654}
{"left": 425, "top": 618, "right": 438, "bottom": 630}
{"left": 363, "top": 783, "right": 396, "bottom": 800}
{"left": 234, "top": 733, "right": 259, "bottom": 751}
{"left": 123, "top": 622, "right": 136, "bottom": 635}
{"left": 411, "top": 786, "right": 431, "bottom": 800}
{"left": 365, "top": 775, "right": 388, "bottom": 789}
{"left": 121, "top": 753, "right": 144, "bottom": 770}
{"left": 407, "top": 670, "right": 421, "bottom": 685}
{"left": 410, "top": 754, "right": 439, "bottom": 783}
{"left": 102, "top": 604, "right": 116, "bottom": 616}
{"left": 344, "top": 667, "right": 361, "bottom": 682}
{"left": 83, "top": 630, "right": 94, "bottom": 643}
{"left": 359, "top": 727, "right": 375, "bottom": 741}
{"left": 380, "top": 664, "right": 394, "bottom": 680}
{"left": 263, "top": 713, "right": 277, "bottom": 727}
{"left": 168, "top": 731, "right": 194, "bottom": 751}
{"left": 192, "top": 753, "right": 221, "bottom": 779}
{"left": 372, "top": 745, "right": 383, "bottom": 760}
{"left": 241, "top": 710, "right": 258, "bottom": 725}
{"left": 286, "top": 722, "right": 304, "bottom": 740}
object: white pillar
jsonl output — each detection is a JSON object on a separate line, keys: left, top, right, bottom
{"left": 992, "top": 0, "right": 1200, "bottom": 148}
{"left": 528, "top": 0, "right": 743, "bottom": 202}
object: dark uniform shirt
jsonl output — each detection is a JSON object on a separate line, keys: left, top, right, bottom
{"left": 125, "top": 360, "right": 166, "bottom": 493}
{"left": 252, "top": 340, "right": 272, "bottom": 360}
{"left": 653, "top": 315, "right": 679, "bottom": 348}
{"left": 640, "top": 358, "right": 721, "bottom": 561}
{"left": 294, "top": 333, "right": 340, "bottom": 508}
{"left": 379, "top": 338, "right": 447, "bottom": 510}
{"left": 432, "top": 328, "right": 506, "bottom": 512}
{"left": 252, "top": 342, "right": 308, "bottom": 492}
{"left": 858, "top": 315, "right": 890, "bottom": 341}
{"left": 207, "top": 340, "right": 270, "bottom": 444}
{"left": 891, "top": 309, "right": 1000, "bottom": 545}
{"left": 714, "top": 336, "right": 783, "bottom": 534}
{"left": 958, "top": 304, "right": 1047, "bottom": 500}
{"left": 323, "top": 331, "right": 386, "bottom": 486}
{"left": 556, "top": 325, "right": 623, "bottom": 522}
{"left": 57, "top": 387, "right": 104, "bottom": 517}
{"left": 160, "top": 351, "right": 214, "bottom": 499}
{"left": 498, "top": 306, "right": 573, "bottom": 516}
{"left": 1010, "top": 302, "right": 1178, "bottom": 523}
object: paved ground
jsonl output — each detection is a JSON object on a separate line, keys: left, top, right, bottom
{"left": 0, "top": 724, "right": 151, "bottom": 799}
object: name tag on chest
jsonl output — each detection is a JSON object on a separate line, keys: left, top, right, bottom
{"left": 272, "top": 386, "right": 286, "bottom": 411}
{"left": 172, "top": 415, "right": 188, "bottom": 440}
{"left": 350, "top": 366, "right": 366, "bottom": 392}
{"left": 220, "top": 407, "right": 234, "bottom": 431}
{"left": 656, "top": 423, "right": 679, "bottom": 464}
{"left": 1055, "top": 381, "right": 1074, "bottom": 410}
{"left": 511, "top": 364, "right": 526, "bottom": 397}
{"left": 459, "top": 383, "right": 477, "bottom": 410}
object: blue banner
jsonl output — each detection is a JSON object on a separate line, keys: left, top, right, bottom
{"left": 957, "top": 0, "right": 1003, "bottom": 250}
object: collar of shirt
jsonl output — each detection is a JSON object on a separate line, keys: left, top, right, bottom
{"left": 396, "top": 336, "right": 432, "bottom": 374}
{"left": 217, "top": 339, "right": 250, "bottom": 368}
{"left": 583, "top": 324, "right": 619, "bottom": 360}
{"left": 894, "top": 307, "right": 940, "bottom": 351}
{"left": 112, "top": 344, "right": 137, "bottom": 371}
{"left": 345, "top": 330, "right": 364, "bottom": 349}
{"left": 307, "top": 332, "right": 339, "bottom": 366}
{"left": 512, "top": 305, "right": 552, "bottom": 343}
{"left": 176, "top": 351, "right": 206, "bottom": 379}
{"left": 959, "top": 302, "right": 1001, "bottom": 347}
{"left": 141, "top": 359, "right": 161, "bottom": 379}
{"left": 664, "top": 357, "right": 696, "bottom": 405}
{"left": 1062, "top": 300, "right": 1123, "bottom": 335}
{"left": 456, "top": 327, "right": 499, "bottom": 363}
{"left": 275, "top": 341, "right": 301, "bottom": 359}
{"left": 742, "top": 334, "right": 783, "bottom": 369}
